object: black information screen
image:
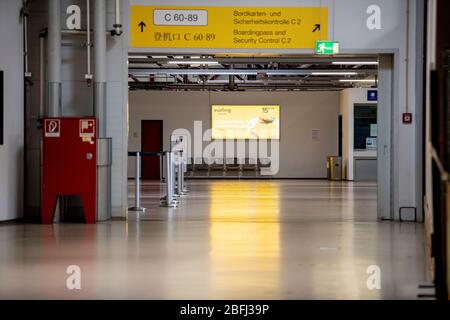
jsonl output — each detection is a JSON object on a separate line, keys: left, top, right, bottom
{"left": 0, "top": 70, "right": 3, "bottom": 145}
{"left": 354, "top": 104, "right": 377, "bottom": 150}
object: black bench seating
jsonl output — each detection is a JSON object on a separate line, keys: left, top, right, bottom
{"left": 187, "top": 157, "right": 271, "bottom": 178}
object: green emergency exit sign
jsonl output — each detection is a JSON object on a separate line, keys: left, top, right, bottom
{"left": 315, "top": 41, "right": 339, "bottom": 54}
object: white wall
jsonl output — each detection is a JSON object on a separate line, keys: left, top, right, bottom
{"left": 0, "top": 0, "right": 24, "bottom": 221}
{"left": 340, "top": 88, "right": 377, "bottom": 180}
{"left": 128, "top": 91, "right": 339, "bottom": 178}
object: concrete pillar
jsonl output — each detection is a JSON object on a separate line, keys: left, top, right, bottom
{"left": 94, "top": 0, "right": 111, "bottom": 221}
{"left": 377, "top": 55, "right": 393, "bottom": 220}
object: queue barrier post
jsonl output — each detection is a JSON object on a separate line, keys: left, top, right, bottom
{"left": 160, "top": 153, "right": 165, "bottom": 182}
{"left": 128, "top": 151, "right": 146, "bottom": 213}
{"left": 160, "top": 151, "right": 178, "bottom": 207}
{"left": 127, "top": 150, "right": 187, "bottom": 209}
{"left": 176, "top": 150, "right": 186, "bottom": 196}
{"left": 181, "top": 153, "right": 188, "bottom": 193}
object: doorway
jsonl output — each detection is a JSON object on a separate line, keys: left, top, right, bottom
{"left": 141, "top": 120, "right": 163, "bottom": 179}
{"left": 127, "top": 54, "right": 392, "bottom": 220}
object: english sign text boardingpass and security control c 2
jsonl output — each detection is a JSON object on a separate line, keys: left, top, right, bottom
{"left": 131, "top": 6, "right": 328, "bottom": 49}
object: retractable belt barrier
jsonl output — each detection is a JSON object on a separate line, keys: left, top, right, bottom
{"left": 128, "top": 150, "right": 188, "bottom": 212}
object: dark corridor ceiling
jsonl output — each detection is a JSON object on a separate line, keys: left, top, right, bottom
{"left": 128, "top": 54, "right": 378, "bottom": 91}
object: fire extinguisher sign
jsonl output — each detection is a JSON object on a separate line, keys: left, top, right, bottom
{"left": 79, "top": 119, "right": 95, "bottom": 138}
{"left": 44, "top": 119, "right": 61, "bottom": 137}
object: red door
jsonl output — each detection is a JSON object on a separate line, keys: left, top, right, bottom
{"left": 141, "top": 120, "right": 163, "bottom": 179}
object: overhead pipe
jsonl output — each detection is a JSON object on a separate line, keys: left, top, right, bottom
{"left": 38, "top": 26, "right": 103, "bottom": 118}
{"left": 39, "top": 29, "right": 47, "bottom": 118}
{"left": 46, "top": 0, "right": 62, "bottom": 223}
{"left": 111, "top": 0, "right": 123, "bottom": 36}
{"left": 405, "top": 0, "right": 410, "bottom": 113}
{"left": 22, "top": 0, "right": 31, "bottom": 218}
{"left": 23, "top": 10, "right": 29, "bottom": 79}
{"left": 128, "top": 82, "right": 345, "bottom": 91}
{"left": 94, "top": 0, "right": 106, "bottom": 136}
{"left": 85, "top": 0, "right": 93, "bottom": 85}
{"left": 47, "top": 0, "right": 61, "bottom": 117}
{"left": 129, "top": 68, "right": 378, "bottom": 76}
{"left": 22, "top": 0, "right": 32, "bottom": 83}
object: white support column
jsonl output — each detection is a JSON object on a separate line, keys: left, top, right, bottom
{"left": 94, "top": 0, "right": 111, "bottom": 221}
{"left": 377, "top": 55, "right": 393, "bottom": 220}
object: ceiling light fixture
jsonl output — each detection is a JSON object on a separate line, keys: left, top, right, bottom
{"left": 338, "top": 79, "right": 377, "bottom": 82}
{"left": 332, "top": 61, "right": 378, "bottom": 65}
{"left": 129, "top": 55, "right": 150, "bottom": 59}
{"left": 311, "top": 72, "right": 358, "bottom": 76}
{"left": 167, "top": 60, "right": 219, "bottom": 65}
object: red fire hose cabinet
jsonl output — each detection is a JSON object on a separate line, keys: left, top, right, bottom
{"left": 41, "top": 117, "right": 97, "bottom": 223}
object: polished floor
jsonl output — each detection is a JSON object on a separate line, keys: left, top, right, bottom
{"left": 0, "top": 180, "right": 428, "bottom": 299}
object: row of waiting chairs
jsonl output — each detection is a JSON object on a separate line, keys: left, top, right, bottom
{"left": 186, "top": 158, "right": 271, "bottom": 178}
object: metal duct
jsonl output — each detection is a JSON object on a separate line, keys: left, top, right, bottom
{"left": 47, "top": 0, "right": 61, "bottom": 116}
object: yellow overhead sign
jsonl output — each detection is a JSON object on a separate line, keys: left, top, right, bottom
{"left": 130, "top": 6, "right": 328, "bottom": 49}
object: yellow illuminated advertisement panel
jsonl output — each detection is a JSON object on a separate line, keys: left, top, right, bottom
{"left": 212, "top": 105, "right": 280, "bottom": 139}
{"left": 130, "top": 6, "right": 328, "bottom": 49}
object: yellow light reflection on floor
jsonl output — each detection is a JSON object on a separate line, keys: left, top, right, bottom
{"left": 209, "top": 181, "right": 280, "bottom": 297}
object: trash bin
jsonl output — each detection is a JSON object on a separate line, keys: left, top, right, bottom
{"left": 327, "top": 156, "right": 342, "bottom": 180}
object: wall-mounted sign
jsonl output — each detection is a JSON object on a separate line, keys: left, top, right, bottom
{"left": 312, "top": 129, "right": 320, "bottom": 141}
{"left": 315, "top": 40, "right": 339, "bottom": 54}
{"left": 79, "top": 119, "right": 95, "bottom": 138}
{"left": 367, "top": 90, "right": 378, "bottom": 101}
{"left": 366, "top": 137, "right": 377, "bottom": 149}
{"left": 44, "top": 119, "right": 61, "bottom": 138}
{"left": 130, "top": 6, "right": 328, "bottom": 49}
